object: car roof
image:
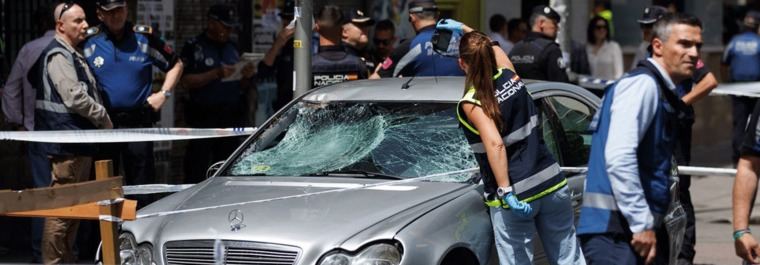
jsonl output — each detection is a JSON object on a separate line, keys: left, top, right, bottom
{"left": 302, "top": 76, "right": 584, "bottom": 103}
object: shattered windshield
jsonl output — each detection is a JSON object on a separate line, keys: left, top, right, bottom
{"left": 227, "top": 102, "right": 478, "bottom": 182}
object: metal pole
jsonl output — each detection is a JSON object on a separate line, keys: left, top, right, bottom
{"left": 293, "top": 0, "right": 312, "bottom": 98}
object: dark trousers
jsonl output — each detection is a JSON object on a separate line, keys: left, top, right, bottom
{"left": 732, "top": 96, "right": 758, "bottom": 163}
{"left": 580, "top": 227, "right": 669, "bottom": 265}
{"left": 98, "top": 108, "right": 156, "bottom": 209}
{"left": 674, "top": 119, "right": 696, "bottom": 264}
{"left": 184, "top": 102, "right": 244, "bottom": 184}
{"left": 28, "top": 143, "right": 51, "bottom": 263}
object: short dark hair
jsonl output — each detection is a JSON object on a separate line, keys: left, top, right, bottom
{"left": 316, "top": 5, "right": 344, "bottom": 36}
{"left": 586, "top": 16, "right": 610, "bottom": 44}
{"left": 489, "top": 14, "right": 507, "bottom": 33}
{"left": 652, "top": 13, "right": 702, "bottom": 43}
{"left": 507, "top": 18, "right": 525, "bottom": 35}
{"left": 375, "top": 19, "right": 395, "bottom": 33}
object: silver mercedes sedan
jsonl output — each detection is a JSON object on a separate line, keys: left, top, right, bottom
{"left": 117, "top": 77, "right": 600, "bottom": 265}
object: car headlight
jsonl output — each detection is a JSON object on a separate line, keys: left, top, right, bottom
{"left": 118, "top": 232, "right": 154, "bottom": 265}
{"left": 319, "top": 243, "right": 402, "bottom": 265}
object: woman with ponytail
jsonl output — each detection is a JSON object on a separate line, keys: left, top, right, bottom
{"left": 439, "top": 19, "right": 585, "bottom": 265}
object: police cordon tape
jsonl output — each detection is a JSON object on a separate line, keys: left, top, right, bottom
{"left": 577, "top": 75, "right": 760, "bottom": 98}
{"left": 124, "top": 165, "right": 737, "bottom": 220}
{"left": 0, "top": 127, "right": 256, "bottom": 143}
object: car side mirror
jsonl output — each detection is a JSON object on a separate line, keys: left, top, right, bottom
{"left": 206, "top": 161, "right": 225, "bottom": 178}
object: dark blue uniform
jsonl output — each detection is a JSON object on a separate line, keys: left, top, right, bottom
{"left": 377, "top": 26, "right": 463, "bottom": 77}
{"left": 83, "top": 23, "right": 179, "bottom": 187}
{"left": 312, "top": 45, "right": 368, "bottom": 88}
{"left": 508, "top": 32, "right": 569, "bottom": 83}
{"left": 181, "top": 33, "right": 248, "bottom": 183}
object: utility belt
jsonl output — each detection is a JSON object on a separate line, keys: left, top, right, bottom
{"left": 483, "top": 178, "right": 567, "bottom": 208}
{"left": 109, "top": 105, "right": 157, "bottom": 128}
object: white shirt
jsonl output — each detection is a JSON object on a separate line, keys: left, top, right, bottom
{"left": 587, "top": 40, "right": 624, "bottom": 80}
{"left": 488, "top": 32, "right": 513, "bottom": 54}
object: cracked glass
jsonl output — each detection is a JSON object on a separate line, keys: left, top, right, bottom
{"left": 227, "top": 102, "right": 479, "bottom": 182}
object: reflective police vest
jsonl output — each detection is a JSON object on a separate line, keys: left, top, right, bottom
{"left": 312, "top": 45, "right": 368, "bottom": 88}
{"left": 577, "top": 60, "right": 680, "bottom": 235}
{"left": 32, "top": 39, "right": 98, "bottom": 155}
{"left": 456, "top": 68, "right": 565, "bottom": 205}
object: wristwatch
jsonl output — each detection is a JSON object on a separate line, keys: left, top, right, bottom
{"left": 496, "top": 186, "right": 513, "bottom": 197}
{"left": 162, "top": 90, "right": 172, "bottom": 98}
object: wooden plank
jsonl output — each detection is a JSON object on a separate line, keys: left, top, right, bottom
{"left": 96, "top": 160, "right": 120, "bottom": 265}
{"left": 3, "top": 199, "right": 137, "bottom": 221}
{"left": 0, "top": 177, "right": 124, "bottom": 213}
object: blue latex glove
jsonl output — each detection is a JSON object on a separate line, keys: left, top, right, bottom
{"left": 436, "top": 19, "right": 464, "bottom": 35}
{"left": 503, "top": 192, "right": 532, "bottom": 217}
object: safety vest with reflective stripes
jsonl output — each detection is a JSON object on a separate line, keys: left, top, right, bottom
{"left": 457, "top": 68, "right": 565, "bottom": 204}
{"left": 577, "top": 60, "right": 678, "bottom": 235}
{"left": 31, "top": 39, "right": 99, "bottom": 155}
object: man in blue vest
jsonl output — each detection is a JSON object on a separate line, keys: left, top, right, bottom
{"left": 180, "top": 4, "right": 255, "bottom": 184}
{"left": 31, "top": 3, "right": 113, "bottom": 263}
{"left": 83, "top": 0, "right": 183, "bottom": 191}
{"left": 577, "top": 13, "right": 703, "bottom": 264}
{"left": 508, "top": 5, "right": 568, "bottom": 83}
{"left": 722, "top": 11, "right": 760, "bottom": 164}
{"left": 372, "top": 0, "right": 463, "bottom": 78}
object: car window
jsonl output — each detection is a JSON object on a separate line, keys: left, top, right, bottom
{"left": 226, "top": 102, "right": 478, "bottom": 182}
{"left": 535, "top": 100, "right": 562, "bottom": 163}
{"left": 543, "top": 96, "right": 594, "bottom": 166}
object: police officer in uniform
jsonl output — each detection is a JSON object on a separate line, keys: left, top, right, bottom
{"left": 372, "top": 0, "right": 463, "bottom": 78}
{"left": 84, "top": 0, "right": 183, "bottom": 189}
{"left": 312, "top": 5, "right": 368, "bottom": 88}
{"left": 180, "top": 4, "right": 255, "bottom": 183}
{"left": 508, "top": 5, "right": 569, "bottom": 83}
{"left": 343, "top": 9, "right": 377, "bottom": 71}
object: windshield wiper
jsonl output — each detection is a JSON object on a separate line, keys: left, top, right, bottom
{"left": 317, "top": 170, "right": 403, "bottom": 180}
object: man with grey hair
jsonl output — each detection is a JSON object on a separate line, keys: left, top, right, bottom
{"left": 577, "top": 13, "right": 702, "bottom": 264}
{"left": 30, "top": 2, "right": 113, "bottom": 263}
{"left": 508, "top": 5, "right": 569, "bottom": 83}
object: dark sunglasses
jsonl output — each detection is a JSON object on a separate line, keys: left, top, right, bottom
{"left": 595, "top": 25, "right": 607, "bottom": 29}
{"left": 374, "top": 38, "right": 391, "bottom": 46}
{"left": 58, "top": 1, "right": 75, "bottom": 20}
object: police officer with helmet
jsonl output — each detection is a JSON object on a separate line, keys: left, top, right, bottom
{"left": 84, "top": 0, "right": 183, "bottom": 190}
{"left": 508, "top": 5, "right": 569, "bottom": 83}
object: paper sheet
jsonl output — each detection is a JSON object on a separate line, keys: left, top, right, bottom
{"left": 222, "top": 53, "right": 265, "bottom": 82}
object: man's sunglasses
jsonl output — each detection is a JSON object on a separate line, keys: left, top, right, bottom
{"left": 58, "top": 1, "right": 75, "bottom": 20}
{"left": 374, "top": 38, "right": 392, "bottom": 46}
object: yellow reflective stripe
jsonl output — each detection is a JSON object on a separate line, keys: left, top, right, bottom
{"left": 493, "top": 68, "right": 503, "bottom": 80}
{"left": 483, "top": 178, "right": 568, "bottom": 208}
{"left": 457, "top": 88, "right": 481, "bottom": 135}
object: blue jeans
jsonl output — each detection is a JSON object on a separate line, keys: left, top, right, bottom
{"left": 489, "top": 185, "right": 585, "bottom": 265}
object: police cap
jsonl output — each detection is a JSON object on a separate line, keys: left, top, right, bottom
{"left": 208, "top": 4, "right": 238, "bottom": 28}
{"left": 532, "top": 5, "right": 560, "bottom": 23}
{"left": 637, "top": 6, "right": 668, "bottom": 25}
{"left": 96, "top": 0, "right": 126, "bottom": 11}
{"left": 408, "top": 0, "right": 438, "bottom": 14}
{"left": 347, "top": 9, "right": 374, "bottom": 26}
